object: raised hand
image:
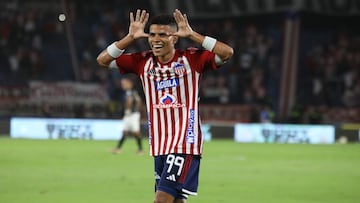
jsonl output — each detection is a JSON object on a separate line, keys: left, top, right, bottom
{"left": 172, "top": 9, "right": 193, "bottom": 38}
{"left": 128, "top": 9, "right": 149, "bottom": 39}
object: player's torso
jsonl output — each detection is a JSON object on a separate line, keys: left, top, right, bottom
{"left": 142, "top": 56, "right": 196, "bottom": 109}
{"left": 139, "top": 52, "right": 203, "bottom": 155}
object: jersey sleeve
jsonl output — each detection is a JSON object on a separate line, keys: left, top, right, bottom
{"left": 185, "top": 48, "right": 219, "bottom": 73}
{"left": 115, "top": 52, "right": 145, "bottom": 75}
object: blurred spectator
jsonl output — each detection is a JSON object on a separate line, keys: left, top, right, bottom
{"left": 40, "top": 102, "right": 52, "bottom": 118}
{"left": 303, "top": 106, "right": 323, "bottom": 124}
{"left": 259, "top": 104, "right": 275, "bottom": 123}
{"left": 201, "top": 74, "right": 229, "bottom": 104}
{"left": 287, "top": 103, "right": 304, "bottom": 124}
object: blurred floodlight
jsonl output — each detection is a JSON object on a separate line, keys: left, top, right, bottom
{"left": 58, "top": 13, "right": 66, "bottom": 22}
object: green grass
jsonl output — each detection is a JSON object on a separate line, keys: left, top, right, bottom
{"left": 0, "top": 138, "right": 359, "bottom": 203}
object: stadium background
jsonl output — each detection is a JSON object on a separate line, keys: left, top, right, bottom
{"left": 1, "top": 1, "right": 360, "bottom": 203}
{"left": 0, "top": 0, "right": 360, "bottom": 140}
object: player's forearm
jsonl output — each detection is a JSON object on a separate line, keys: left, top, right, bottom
{"left": 96, "top": 34, "right": 135, "bottom": 67}
{"left": 114, "top": 34, "right": 136, "bottom": 50}
{"left": 212, "top": 41, "right": 234, "bottom": 62}
{"left": 188, "top": 31, "right": 205, "bottom": 46}
{"left": 189, "top": 31, "right": 233, "bottom": 62}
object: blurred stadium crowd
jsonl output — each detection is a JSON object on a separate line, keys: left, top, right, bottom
{"left": 0, "top": 0, "right": 359, "bottom": 123}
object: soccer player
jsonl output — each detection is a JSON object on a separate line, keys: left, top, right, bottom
{"left": 97, "top": 9, "right": 233, "bottom": 203}
{"left": 112, "top": 76, "right": 144, "bottom": 155}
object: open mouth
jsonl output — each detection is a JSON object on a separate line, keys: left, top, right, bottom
{"left": 152, "top": 44, "right": 163, "bottom": 52}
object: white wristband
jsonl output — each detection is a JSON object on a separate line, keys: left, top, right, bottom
{"left": 107, "top": 42, "right": 124, "bottom": 58}
{"left": 109, "top": 60, "right": 118, "bottom": 69}
{"left": 202, "top": 36, "right": 217, "bottom": 51}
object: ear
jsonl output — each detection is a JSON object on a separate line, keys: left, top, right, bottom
{"left": 172, "top": 35, "right": 178, "bottom": 44}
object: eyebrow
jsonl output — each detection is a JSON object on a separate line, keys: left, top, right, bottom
{"left": 149, "top": 32, "right": 170, "bottom": 36}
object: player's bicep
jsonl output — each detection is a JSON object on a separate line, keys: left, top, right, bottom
{"left": 185, "top": 50, "right": 213, "bottom": 72}
{"left": 199, "top": 51, "right": 219, "bottom": 72}
{"left": 115, "top": 54, "right": 141, "bottom": 74}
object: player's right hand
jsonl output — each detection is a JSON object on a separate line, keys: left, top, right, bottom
{"left": 128, "top": 9, "right": 149, "bottom": 39}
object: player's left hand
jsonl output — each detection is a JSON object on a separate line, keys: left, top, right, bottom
{"left": 172, "top": 9, "right": 193, "bottom": 38}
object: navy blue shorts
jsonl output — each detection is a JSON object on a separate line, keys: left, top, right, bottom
{"left": 154, "top": 154, "right": 201, "bottom": 199}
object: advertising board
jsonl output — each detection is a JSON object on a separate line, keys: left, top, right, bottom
{"left": 234, "top": 123, "right": 335, "bottom": 144}
{"left": 10, "top": 117, "right": 123, "bottom": 140}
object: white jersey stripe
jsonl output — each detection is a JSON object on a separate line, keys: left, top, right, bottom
{"left": 145, "top": 58, "right": 159, "bottom": 155}
{"left": 172, "top": 62, "right": 184, "bottom": 154}
{"left": 165, "top": 106, "right": 173, "bottom": 154}
{"left": 161, "top": 72, "right": 169, "bottom": 154}
{"left": 153, "top": 68, "right": 162, "bottom": 155}
{"left": 159, "top": 107, "right": 166, "bottom": 154}
{"left": 182, "top": 57, "right": 194, "bottom": 155}
{"left": 141, "top": 58, "right": 152, "bottom": 154}
{"left": 193, "top": 72, "right": 201, "bottom": 154}
{"left": 170, "top": 105, "right": 180, "bottom": 153}
{"left": 179, "top": 57, "right": 192, "bottom": 154}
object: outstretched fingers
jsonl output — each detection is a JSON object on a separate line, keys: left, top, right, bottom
{"left": 183, "top": 13, "right": 189, "bottom": 24}
{"left": 172, "top": 9, "right": 193, "bottom": 38}
{"left": 130, "top": 11, "right": 134, "bottom": 23}
{"left": 130, "top": 9, "right": 149, "bottom": 23}
{"left": 173, "top": 9, "right": 185, "bottom": 24}
{"left": 128, "top": 9, "right": 150, "bottom": 39}
{"left": 135, "top": 9, "right": 141, "bottom": 21}
{"left": 140, "top": 10, "right": 149, "bottom": 23}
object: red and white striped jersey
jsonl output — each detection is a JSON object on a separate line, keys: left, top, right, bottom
{"left": 115, "top": 48, "right": 219, "bottom": 156}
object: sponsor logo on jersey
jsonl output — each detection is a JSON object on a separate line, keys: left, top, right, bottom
{"left": 156, "top": 78, "right": 179, "bottom": 90}
{"left": 186, "top": 109, "right": 195, "bottom": 143}
{"left": 153, "top": 93, "right": 186, "bottom": 109}
{"left": 160, "top": 93, "right": 176, "bottom": 104}
{"left": 172, "top": 62, "right": 186, "bottom": 76}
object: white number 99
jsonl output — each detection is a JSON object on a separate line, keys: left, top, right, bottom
{"left": 166, "top": 154, "right": 185, "bottom": 176}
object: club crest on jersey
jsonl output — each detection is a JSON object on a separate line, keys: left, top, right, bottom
{"left": 172, "top": 62, "right": 186, "bottom": 76}
{"left": 153, "top": 93, "right": 186, "bottom": 109}
{"left": 156, "top": 78, "right": 179, "bottom": 90}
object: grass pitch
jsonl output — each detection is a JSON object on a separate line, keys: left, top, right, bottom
{"left": 0, "top": 138, "right": 359, "bottom": 203}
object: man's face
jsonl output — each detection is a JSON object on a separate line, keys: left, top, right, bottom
{"left": 148, "top": 24, "right": 178, "bottom": 58}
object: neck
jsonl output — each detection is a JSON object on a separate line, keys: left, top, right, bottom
{"left": 157, "top": 49, "right": 175, "bottom": 64}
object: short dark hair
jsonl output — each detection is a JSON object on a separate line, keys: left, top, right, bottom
{"left": 149, "top": 14, "right": 177, "bottom": 28}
